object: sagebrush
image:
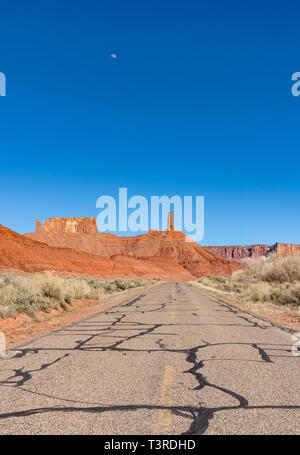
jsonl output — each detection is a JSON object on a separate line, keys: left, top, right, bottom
{"left": 198, "top": 254, "right": 300, "bottom": 306}
{"left": 0, "top": 274, "right": 150, "bottom": 319}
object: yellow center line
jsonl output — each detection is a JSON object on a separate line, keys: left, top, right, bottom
{"left": 157, "top": 365, "right": 173, "bottom": 430}
{"left": 171, "top": 312, "right": 175, "bottom": 320}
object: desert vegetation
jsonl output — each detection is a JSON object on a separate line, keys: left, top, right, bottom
{"left": 197, "top": 254, "right": 300, "bottom": 308}
{"left": 0, "top": 274, "right": 150, "bottom": 319}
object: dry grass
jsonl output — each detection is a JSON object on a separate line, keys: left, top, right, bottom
{"left": 234, "top": 254, "right": 300, "bottom": 283}
{"left": 0, "top": 274, "right": 151, "bottom": 319}
{"left": 197, "top": 254, "right": 300, "bottom": 310}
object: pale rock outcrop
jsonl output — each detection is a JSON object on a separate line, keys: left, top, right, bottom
{"left": 39, "top": 217, "right": 98, "bottom": 235}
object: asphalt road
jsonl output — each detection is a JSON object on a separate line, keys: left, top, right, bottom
{"left": 0, "top": 282, "right": 299, "bottom": 435}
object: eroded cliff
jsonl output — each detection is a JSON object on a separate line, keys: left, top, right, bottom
{"left": 206, "top": 243, "right": 300, "bottom": 260}
{"left": 25, "top": 217, "right": 241, "bottom": 278}
{"left": 41, "top": 217, "right": 98, "bottom": 234}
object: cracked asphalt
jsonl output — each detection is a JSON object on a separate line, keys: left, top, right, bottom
{"left": 0, "top": 282, "right": 299, "bottom": 435}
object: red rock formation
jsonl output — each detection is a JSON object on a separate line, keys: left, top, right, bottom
{"left": 42, "top": 217, "right": 98, "bottom": 234}
{"left": 269, "top": 242, "right": 300, "bottom": 256}
{"left": 168, "top": 212, "right": 174, "bottom": 231}
{"left": 119, "top": 229, "right": 241, "bottom": 276}
{"left": 207, "top": 243, "right": 300, "bottom": 260}
{"left": 23, "top": 216, "right": 299, "bottom": 278}
{"left": 0, "top": 224, "right": 194, "bottom": 280}
{"left": 25, "top": 216, "right": 241, "bottom": 278}
{"left": 207, "top": 245, "right": 270, "bottom": 260}
{"left": 36, "top": 219, "right": 42, "bottom": 233}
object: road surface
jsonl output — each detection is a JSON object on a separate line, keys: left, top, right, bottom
{"left": 0, "top": 282, "right": 299, "bottom": 435}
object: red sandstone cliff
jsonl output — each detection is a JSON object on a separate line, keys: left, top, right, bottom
{"left": 206, "top": 243, "right": 300, "bottom": 260}
{"left": 42, "top": 217, "right": 98, "bottom": 234}
{"left": 24, "top": 216, "right": 300, "bottom": 278}
{"left": 0, "top": 224, "right": 195, "bottom": 281}
{"left": 269, "top": 242, "right": 300, "bottom": 256}
{"left": 25, "top": 217, "right": 241, "bottom": 278}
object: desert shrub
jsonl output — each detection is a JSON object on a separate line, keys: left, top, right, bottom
{"left": 227, "top": 281, "right": 243, "bottom": 293}
{"left": 87, "top": 279, "right": 106, "bottom": 289}
{"left": 33, "top": 274, "right": 63, "bottom": 300}
{"left": 290, "top": 282, "right": 300, "bottom": 303}
{"left": 0, "top": 283, "right": 36, "bottom": 317}
{"left": 210, "top": 275, "right": 226, "bottom": 284}
{"left": 0, "top": 276, "right": 13, "bottom": 287}
{"left": 89, "top": 286, "right": 106, "bottom": 300}
{"left": 3, "top": 289, "right": 37, "bottom": 317}
{"left": 64, "top": 292, "right": 74, "bottom": 305}
{"left": 243, "top": 258, "right": 265, "bottom": 281}
{"left": 114, "top": 279, "right": 128, "bottom": 291}
{"left": 197, "top": 275, "right": 242, "bottom": 293}
{"left": 11, "top": 276, "right": 39, "bottom": 296}
{"left": 230, "top": 254, "right": 300, "bottom": 285}
{"left": 0, "top": 284, "right": 17, "bottom": 305}
{"left": 241, "top": 255, "right": 300, "bottom": 283}
{"left": 0, "top": 277, "right": 61, "bottom": 317}
{"left": 130, "top": 279, "right": 146, "bottom": 288}
{"left": 212, "top": 276, "right": 234, "bottom": 291}
{"left": 36, "top": 296, "right": 60, "bottom": 313}
{"left": 0, "top": 273, "right": 149, "bottom": 319}
{"left": 64, "top": 280, "right": 91, "bottom": 301}
{"left": 231, "top": 270, "right": 246, "bottom": 282}
{"left": 245, "top": 282, "right": 272, "bottom": 302}
{"left": 126, "top": 280, "right": 138, "bottom": 288}
{"left": 261, "top": 255, "right": 300, "bottom": 283}
{"left": 197, "top": 277, "right": 213, "bottom": 286}
{"left": 268, "top": 282, "right": 300, "bottom": 306}
{"left": 0, "top": 275, "right": 70, "bottom": 316}
{"left": 102, "top": 278, "right": 147, "bottom": 294}
{"left": 104, "top": 282, "right": 118, "bottom": 293}
{"left": 269, "top": 288, "right": 289, "bottom": 305}
{"left": 0, "top": 305, "right": 14, "bottom": 319}
{"left": 197, "top": 255, "right": 300, "bottom": 308}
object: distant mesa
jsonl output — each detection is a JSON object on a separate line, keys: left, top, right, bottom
{"left": 207, "top": 243, "right": 300, "bottom": 261}
{"left": 39, "top": 217, "right": 98, "bottom": 235}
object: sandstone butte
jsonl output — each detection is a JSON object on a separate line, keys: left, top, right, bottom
{"left": 27, "top": 217, "right": 300, "bottom": 263}
{"left": 0, "top": 216, "right": 240, "bottom": 281}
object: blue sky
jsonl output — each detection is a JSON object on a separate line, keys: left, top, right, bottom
{"left": 0, "top": 0, "right": 299, "bottom": 245}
